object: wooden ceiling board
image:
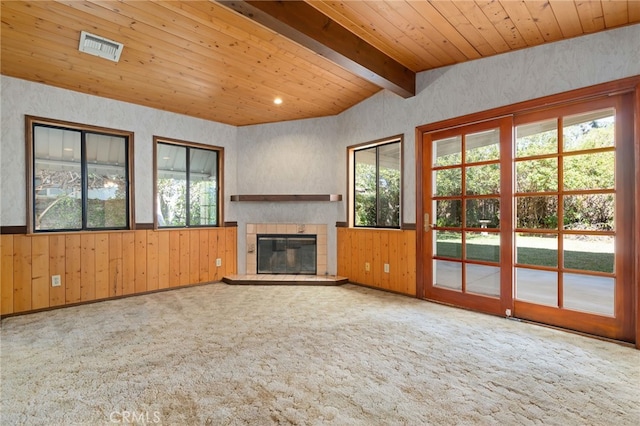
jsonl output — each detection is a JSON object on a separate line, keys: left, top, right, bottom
{"left": 601, "top": 1, "right": 630, "bottom": 28}
{"left": 89, "top": 1, "right": 368, "bottom": 110}
{"left": 429, "top": 0, "right": 499, "bottom": 56}
{"left": 2, "top": 4, "right": 293, "bottom": 123}
{"left": 630, "top": 1, "right": 640, "bottom": 21}
{"left": 449, "top": 1, "right": 513, "bottom": 53}
{"left": 1, "top": 1, "right": 638, "bottom": 126}
{"left": 149, "top": 1, "right": 379, "bottom": 103}
{"left": 575, "top": 0, "right": 606, "bottom": 33}
{"left": 476, "top": 0, "right": 529, "bottom": 50}
{"left": 220, "top": 1, "right": 415, "bottom": 97}
{"left": 374, "top": 0, "right": 470, "bottom": 65}
{"left": 406, "top": 0, "right": 483, "bottom": 60}
{"left": 523, "top": 1, "right": 565, "bottom": 42}
{"left": 497, "top": 0, "right": 546, "bottom": 46}
{"left": 548, "top": 0, "right": 586, "bottom": 37}
{"left": 337, "top": 0, "right": 442, "bottom": 70}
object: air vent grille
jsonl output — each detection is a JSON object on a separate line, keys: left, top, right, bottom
{"left": 78, "top": 31, "right": 123, "bottom": 62}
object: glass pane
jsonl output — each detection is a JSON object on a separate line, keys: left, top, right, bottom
{"left": 563, "top": 152, "right": 614, "bottom": 191}
{"left": 563, "top": 273, "right": 614, "bottom": 316}
{"left": 563, "top": 108, "right": 615, "bottom": 152}
{"left": 465, "top": 128, "right": 499, "bottom": 163}
{"left": 465, "top": 232, "right": 499, "bottom": 262}
{"left": 515, "top": 119, "right": 558, "bottom": 158}
{"left": 516, "top": 196, "right": 558, "bottom": 229}
{"left": 435, "top": 199, "right": 461, "bottom": 227}
{"left": 515, "top": 268, "right": 558, "bottom": 307}
{"left": 189, "top": 147, "right": 218, "bottom": 226}
{"left": 434, "top": 231, "right": 461, "bottom": 259}
{"left": 355, "top": 142, "right": 401, "bottom": 228}
{"left": 465, "top": 164, "right": 500, "bottom": 195}
{"left": 563, "top": 194, "right": 614, "bottom": 231}
{"left": 564, "top": 235, "right": 614, "bottom": 273}
{"left": 434, "top": 168, "right": 461, "bottom": 196}
{"left": 157, "top": 144, "right": 187, "bottom": 227}
{"left": 434, "top": 260, "right": 461, "bottom": 291}
{"left": 466, "top": 264, "right": 500, "bottom": 297}
{"left": 377, "top": 143, "right": 401, "bottom": 227}
{"left": 355, "top": 147, "right": 377, "bottom": 227}
{"left": 86, "top": 133, "right": 128, "bottom": 229}
{"left": 515, "top": 158, "right": 558, "bottom": 193}
{"left": 33, "top": 126, "right": 82, "bottom": 230}
{"left": 465, "top": 198, "right": 499, "bottom": 228}
{"left": 433, "top": 136, "right": 461, "bottom": 166}
{"left": 516, "top": 233, "right": 558, "bottom": 267}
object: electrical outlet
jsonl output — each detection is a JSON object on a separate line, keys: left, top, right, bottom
{"left": 216, "top": 258, "right": 222, "bottom": 267}
{"left": 51, "top": 275, "right": 61, "bottom": 287}
{"left": 384, "top": 263, "right": 390, "bottom": 273}
{"left": 365, "top": 262, "right": 370, "bottom": 272}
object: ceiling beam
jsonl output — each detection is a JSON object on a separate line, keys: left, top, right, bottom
{"left": 217, "top": 0, "right": 416, "bottom": 98}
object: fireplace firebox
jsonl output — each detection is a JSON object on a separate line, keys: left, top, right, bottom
{"left": 257, "top": 234, "right": 317, "bottom": 274}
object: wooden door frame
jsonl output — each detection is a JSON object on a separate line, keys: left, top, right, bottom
{"left": 416, "top": 75, "right": 640, "bottom": 347}
{"left": 420, "top": 117, "right": 513, "bottom": 317}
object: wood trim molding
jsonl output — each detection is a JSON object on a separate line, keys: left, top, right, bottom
{"left": 230, "top": 194, "right": 342, "bottom": 202}
{"left": 0, "top": 281, "right": 215, "bottom": 320}
{"left": 1, "top": 226, "right": 27, "bottom": 235}
{"left": 635, "top": 82, "right": 640, "bottom": 349}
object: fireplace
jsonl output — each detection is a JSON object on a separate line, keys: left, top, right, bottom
{"left": 257, "top": 234, "right": 317, "bottom": 274}
{"left": 246, "top": 223, "right": 327, "bottom": 275}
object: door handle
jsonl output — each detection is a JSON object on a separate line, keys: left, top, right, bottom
{"left": 424, "top": 213, "right": 435, "bottom": 231}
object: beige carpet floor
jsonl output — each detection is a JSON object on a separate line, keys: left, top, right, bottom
{"left": 1, "top": 283, "right": 638, "bottom": 425}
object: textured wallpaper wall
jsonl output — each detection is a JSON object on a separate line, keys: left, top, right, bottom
{"left": 0, "top": 78, "right": 238, "bottom": 226}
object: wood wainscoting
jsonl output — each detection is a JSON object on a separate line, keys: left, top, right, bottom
{"left": 0, "top": 227, "right": 237, "bottom": 316}
{"left": 337, "top": 227, "right": 416, "bottom": 296}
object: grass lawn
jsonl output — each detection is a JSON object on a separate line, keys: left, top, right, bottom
{"left": 435, "top": 238, "right": 614, "bottom": 273}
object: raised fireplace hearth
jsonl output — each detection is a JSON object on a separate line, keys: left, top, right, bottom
{"left": 246, "top": 223, "right": 327, "bottom": 275}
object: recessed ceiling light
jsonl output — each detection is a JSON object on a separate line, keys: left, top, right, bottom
{"left": 162, "top": 156, "right": 171, "bottom": 160}
{"left": 273, "top": 97, "right": 283, "bottom": 105}
{"left": 63, "top": 148, "right": 73, "bottom": 152}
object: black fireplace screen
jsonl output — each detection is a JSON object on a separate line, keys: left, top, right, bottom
{"left": 257, "top": 234, "right": 317, "bottom": 274}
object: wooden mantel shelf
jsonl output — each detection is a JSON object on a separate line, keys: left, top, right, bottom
{"left": 230, "top": 194, "right": 342, "bottom": 202}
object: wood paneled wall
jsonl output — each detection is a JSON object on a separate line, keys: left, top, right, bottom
{"left": 337, "top": 228, "right": 416, "bottom": 296}
{"left": 0, "top": 228, "right": 237, "bottom": 316}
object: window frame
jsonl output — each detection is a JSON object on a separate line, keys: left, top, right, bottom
{"left": 347, "top": 135, "right": 403, "bottom": 229}
{"left": 25, "top": 115, "right": 134, "bottom": 234}
{"left": 153, "top": 136, "right": 224, "bottom": 229}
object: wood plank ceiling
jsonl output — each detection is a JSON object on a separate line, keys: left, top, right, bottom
{"left": 1, "top": 1, "right": 638, "bottom": 126}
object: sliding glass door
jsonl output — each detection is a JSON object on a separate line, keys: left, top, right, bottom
{"left": 423, "top": 117, "right": 512, "bottom": 316}
{"left": 420, "top": 92, "right": 635, "bottom": 341}
{"left": 512, "top": 95, "right": 634, "bottom": 341}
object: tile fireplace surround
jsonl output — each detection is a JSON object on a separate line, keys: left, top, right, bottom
{"left": 245, "top": 223, "right": 327, "bottom": 275}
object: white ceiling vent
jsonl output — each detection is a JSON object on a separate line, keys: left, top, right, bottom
{"left": 78, "top": 31, "right": 124, "bottom": 62}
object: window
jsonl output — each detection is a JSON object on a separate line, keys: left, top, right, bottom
{"left": 349, "top": 136, "right": 402, "bottom": 228}
{"left": 154, "top": 137, "right": 223, "bottom": 228}
{"left": 26, "top": 116, "right": 133, "bottom": 233}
